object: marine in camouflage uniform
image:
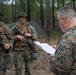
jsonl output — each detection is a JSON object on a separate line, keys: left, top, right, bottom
{"left": 12, "top": 12, "right": 38, "bottom": 75}
{"left": 49, "top": 6, "right": 76, "bottom": 75}
{"left": 0, "top": 18, "right": 13, "bottom": 75}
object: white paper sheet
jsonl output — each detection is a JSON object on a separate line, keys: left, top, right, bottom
{"left": 34, "top": 41, "right": 56, "bottom": 55}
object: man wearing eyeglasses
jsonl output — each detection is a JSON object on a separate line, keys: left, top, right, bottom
{"left": 49, "top": 6, "right": 76, "bottom": 75}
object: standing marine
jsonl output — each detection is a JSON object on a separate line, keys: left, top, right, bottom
{"left": 0, "top": 13, "right": 13, "bottom": 75}
{"left": 12, "top": 12, "right": 38, "bottom": 75}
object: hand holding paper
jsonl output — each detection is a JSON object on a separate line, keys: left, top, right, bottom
{"left": 34, "top": 41, "right": 56, "bottom": 55}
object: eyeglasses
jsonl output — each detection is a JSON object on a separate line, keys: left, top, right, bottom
{"left": 56, "top": 18, "right": 63, "bottom": 21}
{"left": 57, "top": 17, "right": 67, "bottom": 21}
{"left": 56, "top": 18, "right": 63, "bottom": 25}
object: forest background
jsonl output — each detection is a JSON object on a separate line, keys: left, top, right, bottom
{"left": 0, "top": 0, "right": 76, "bottom": 43}
{"left": 0, "top": 0, "right": 76, "bottom": 75}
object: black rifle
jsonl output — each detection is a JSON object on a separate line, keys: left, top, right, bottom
{"left": 0, "top": 36, "right": 4, "bottom": 47}
{"left": 0, "top": 36, "right": 10, "bottom": 53}
{"left": 0, "top": 36, "right": 14, "bottom": 70}
{"left": 13, "top": 27, "right": 37, "bottom": 53}
{"left": 13, "top": 27, "right": 39, "bottom": 60}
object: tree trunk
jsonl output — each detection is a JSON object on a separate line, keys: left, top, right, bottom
{"left": 52, "top": 0, "right": 55, "bottom": 30}
{"left": 12, "top": 0, "right": 15, "bottom": 22}
{"left": 27, "top": 0, "right": 30, "bottom": 21}
{"left": 45, "top": 0, "right": 51, "bottom": 43}
{"left": 72, "top": 0, "right": 75, "bottom": 10}
{"left": 40, "top": 0, "right": 44, "bottom": 27}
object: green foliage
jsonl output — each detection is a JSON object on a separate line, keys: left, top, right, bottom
{"left": 30, "top": 0, "right": 40, "bottom": 21}
{"left": 1, "top": 0, "right": 75, "bottom": 23}
{"left": 19, "top": 0, "right": 27, "bottom": 12}
{"left": 0, "top": 0, "right": 76, "bottom": 35}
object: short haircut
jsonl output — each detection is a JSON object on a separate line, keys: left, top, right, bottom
{"left": 57, "top": 6, "right": 76, "bottom": 19}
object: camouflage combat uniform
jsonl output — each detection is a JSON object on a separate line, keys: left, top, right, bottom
{"left": 12, "top": 23, "right": 38, "bottom": 75}
{"left": 50, "top": 26, "right": 76, "bottom": 75}
{"left": 0, "top": 21, "right": 13, "bottom": 75}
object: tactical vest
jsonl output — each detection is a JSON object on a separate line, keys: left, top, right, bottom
{"left": 14, "top": 23, "right": 32, "bottom": 47}
{"left": 0, "top": 22, "right": 9, "bottom": 44}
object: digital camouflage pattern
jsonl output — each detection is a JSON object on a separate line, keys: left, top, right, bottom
{"left": 50, "top": 26, "right": 76, "bottom": 75}
{"left": 0, "top": 21, "right": 13, "bottom": 75}
{"left": 12, "top": 23, "right": 38, "bottom": 75}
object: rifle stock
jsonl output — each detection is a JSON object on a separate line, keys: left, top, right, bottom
{"left": 0, "top": 36, "right": 4, "bottom": 47}
{"left": 13, "top": 27, "right": 36, "bottom": 52}
{"left": 13, "top": 27, "right": 39, "bottom": 60}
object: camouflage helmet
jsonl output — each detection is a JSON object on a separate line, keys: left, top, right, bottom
{"left": 18, "top": 12, "right": 27, "bottom": 18}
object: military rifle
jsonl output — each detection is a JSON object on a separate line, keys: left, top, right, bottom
{"left": 0, "top": 36, "right": 11, "bottom": 53}
{"left": 0, "top": 36, "right": 15, "bottom": 56}
{"left": 0, "top": 36, "right": 14, "bottom": 70}
{"left": 0, "top": 36, "right": 4, "bottom": 47}
{"left": 13, "top": 27, "right": 39, "bottom": 60}
{"left": 13, "top": 27, "right": 37, "bottom": 52}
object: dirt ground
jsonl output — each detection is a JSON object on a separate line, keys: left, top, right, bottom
{"left": 5, "top": 38, "right": 58, "bottom": 75}
{"left": 5, "top": 48, "right": 54, "bottom": 75}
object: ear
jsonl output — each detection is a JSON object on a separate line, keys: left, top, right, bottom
{"left": 62, "top": 17, "right": 67, "bottom": 22}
